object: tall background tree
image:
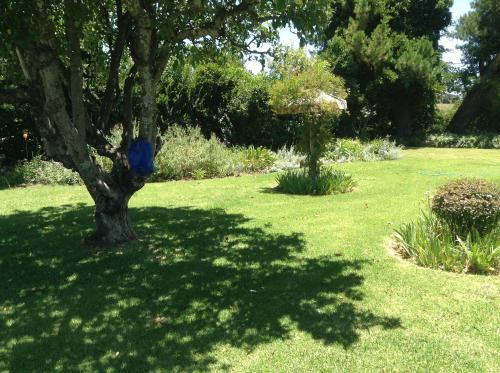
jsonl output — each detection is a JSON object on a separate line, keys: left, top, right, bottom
{"left": 321, "top": 0, "right": 452, "bottom": 143}
{"left": 0, "top": 0, "right": 332, "bottom": 244}
{"left": 448, "top": 0, "right": 500, "bottom": 133}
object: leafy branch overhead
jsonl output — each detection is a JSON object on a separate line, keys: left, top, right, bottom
{"left": 0, "top": 0, "right": 333, "bottom": 244}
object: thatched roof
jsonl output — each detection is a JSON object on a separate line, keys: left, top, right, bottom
{"left": 275, "top": 91, "right": 347, "bottom": 115}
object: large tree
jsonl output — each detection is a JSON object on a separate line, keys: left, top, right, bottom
{"left": 448, "top": 0, "right": 500, "bottom": 133}
{"left": 0, "top": 0, "right": 331, "bottom": 244}
{"left": 322, "top": 0, "right": 452, "bottom": 142}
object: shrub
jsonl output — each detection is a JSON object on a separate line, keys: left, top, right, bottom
{"left": 276, "top": 167, "right": 355, "bottom": 195}
{"left": 324, "top": 139, "right": 364, "bottom": 162}
{"left": 492, "top": 135, "right": 500, "bottom": 149}
{"left": 432, "top": 179, "right": 500, "bottom": 237}
{"left": 425, "top": 132, "right": 500, "bottom": 149}
{"left": 269, "top": 146, "right": 305, "bottom": 172}
{"left": 323, "top": 138, "right": 402, "bottom": 163}
{"left": 394, "top": 205, "right": 499, "bottom": 274}
{"left": 1, "top": 156, "right": 82, "bottom": 187}
{"left": 237, "top": 145, "right": 276, "bottom": 173}
{"left": 152, "top": 126, "right": 238, "bottom": 181}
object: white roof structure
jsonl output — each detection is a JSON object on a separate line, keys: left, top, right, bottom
{"left": 314, "top": 92, "right": 347, "bottom": 110}
{"left": 276, "top": 91, "right": 347, "bottom": 115}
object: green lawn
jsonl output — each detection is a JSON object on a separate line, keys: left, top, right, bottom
{"left": 1, "top": 148, "right": 499, "bottom": 372}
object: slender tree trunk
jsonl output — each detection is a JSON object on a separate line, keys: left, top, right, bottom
{"left": 308, "top": 119, "right": 319, "bottom": 193}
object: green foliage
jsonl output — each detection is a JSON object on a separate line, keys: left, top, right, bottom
{"left": 425, "top": 132, "right": 500, "bottom": 148}
{"left": 431, "top": 178, "right": 500, "bottom": 237}
{"left": 152, "top": 126, "right": 279, "bottom": 181}
{"left": 158, "top": 57, "right": 298, "bottom": 148}
{"left": 323, "top": 0, "right": 451, "bottom": 141}
{"left": 269, "top": 51, "right": 346, "bottom": 115}
{"left": 394, "top": 206, "right": 499, "bottom": 274}
{"left": 237, "top": 146, "right": 276, "bottom": 173}
{"left": 325, "top": 139, "right": 364, "bottom": 161}
{"left": 2, "top": 134, "right": 402, "bottom": 187}
{"left": 276, "top": 167, "right": 355, "bottom": 195}
{"left": 152, "top": 126, "right": 238, "bottom": 181}
{"left": 269, "top": 146, "right": 305, "bottom": 172}
{"left": 1, "top": 156, "right": 81, "bottom": 187}
{"left": 323, "top": 138, "right": 402, "bottom": 162}
{"left": 365, "top": 138, "right": 402, "bottom": 160}
{"left": 455, "top": 0, "right": 500, "bottom": 76}
{"left": 452, "top": 0, "right": 500, "bottom": 133}
{"left": 269, "top": 50, "right": 346, "bottom": 192}
{"left": 432, "top": 103, "right": 458, "bottom": 133}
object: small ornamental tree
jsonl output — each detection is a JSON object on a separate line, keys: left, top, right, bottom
{"left": 0, "top": 0, "right": 332, "bottom": 244}
{"left": 269, "top": 52, "right": 346, "bottom": 192}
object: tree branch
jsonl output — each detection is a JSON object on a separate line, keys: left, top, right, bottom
{"left": 125, "top": 0, "right": 157, "bottom": 148}
{"left": 153, "top": 1, "right": 273, "bottom": 80}
{"left": 97, "top": 5, "right": 132, "bottom": 130}
{"left": 121, "top": 65, "right": 137, "bottom": 150}
{"left": 64, "top": 0, "right": 87, "bottom": 141}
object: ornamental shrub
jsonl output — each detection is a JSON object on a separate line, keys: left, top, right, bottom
{"left": 424, "top": 132, "right": 500, "bottom": 149}
{"left": 394, "top": 206, "right": 499, "bottom": 274}
{"left": 323, "top": 138, "right": 402, "bottom": 163}
{"left": 1, "top": 156, "right": 82, "bottom": 187}
{"left": 431, "top": 178, "right": 500, "bottom": 237}
{"left": 237, "top": 145, "right": 276, "bottom": 172}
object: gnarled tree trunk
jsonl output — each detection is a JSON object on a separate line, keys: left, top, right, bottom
{"left": 90, "top": 191, "right": 136, "bottom": 244}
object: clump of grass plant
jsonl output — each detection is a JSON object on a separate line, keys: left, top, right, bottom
{"left": 276, "top": 167, "right": 355, "bottom": 195}
{"left": 394, "top": 197, "right": 500, "bottom": 274}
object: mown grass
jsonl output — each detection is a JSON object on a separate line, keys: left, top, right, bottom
{"left": 0, "top": 148, "right": 499, "bottom": 372}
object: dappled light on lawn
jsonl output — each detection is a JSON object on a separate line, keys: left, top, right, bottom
{"left": 0, "top": 205, "right": 399, "bottom": 372}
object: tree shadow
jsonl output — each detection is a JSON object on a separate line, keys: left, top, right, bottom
{"left": 0, "top": 204, "right": 401, "bottom": 371}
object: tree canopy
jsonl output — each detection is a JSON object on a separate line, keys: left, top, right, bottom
{"left": 322, "top": 0, "right": 452, "bottom": 142}
{"left": 455, "top": 0, "right": 500, "bottom": 76}
{"left": 448, "top": 0, "right": 500, "bottom": 133}
{"left": 0, "top": 0, "right": 332, "bottom": 244}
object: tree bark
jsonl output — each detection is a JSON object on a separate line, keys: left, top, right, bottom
{"left": 308, "top": 119, "right": 319, "bottom": 193}
{"left": 88, "top": 190, "right": 136, "bottom": 245}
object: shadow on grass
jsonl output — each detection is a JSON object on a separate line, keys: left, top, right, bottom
{"left": 0, "top": 204, "right": 401, "bottom": 371}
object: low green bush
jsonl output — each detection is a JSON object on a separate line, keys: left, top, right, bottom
{"left": 366, "top": 138, "right": 402, "bottom": 160}
{"left": 1, "top": 130, "right": 401, "bottom": 187}
{"left": 152, "top": 126, "right": 238, "bottom": 181}
{"left": 276, "top": 167, "right": 355, "bottom": 195}
{"left": 425, "top": 132, "right": 500, "bottom": 149}
{"left": 432, "top": 178, "right": 500, "bottom": 237}
{"left": 270, "top": 146, "right": 305, "bottom": 172}
{"left": 237, "top": 145, "right": 276, "bottom": 173}
{"left": 323, "top": 138, "right": 402, "bottom": 163}
{"left": 394, "top": 205, "right": 499, "bottom": 274}
{"left": 325, "top": 139, "right": 364, "bottom": 162}
{"left": 1, "top": 156, "right": 81, "bottom": 187}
